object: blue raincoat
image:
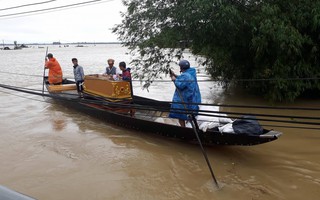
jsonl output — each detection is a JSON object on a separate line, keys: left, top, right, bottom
{"left": 169, "top": 68, "right": 201, "bottom": 120}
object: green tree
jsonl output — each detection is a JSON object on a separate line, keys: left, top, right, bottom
{"left": 113, "top": 0, "right": 320, "bottom": 101}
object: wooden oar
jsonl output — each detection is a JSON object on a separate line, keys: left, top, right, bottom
{"left": 42, "top": 47, "right": 48, "bottom": 94}
{"left": 170, "top": 69, "right": 219, "bottom": 188}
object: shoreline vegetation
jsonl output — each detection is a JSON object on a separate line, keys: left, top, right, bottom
{"left": 112, "top": 0, "right": 320, "bottom": 102}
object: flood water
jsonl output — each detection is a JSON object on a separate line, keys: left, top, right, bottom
{"left": 0, "top": 44, "right": 319, "bottom": 200}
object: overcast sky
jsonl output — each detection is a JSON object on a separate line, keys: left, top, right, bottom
{"left": 0, "top": 0, "right": 125, "bottom": 44}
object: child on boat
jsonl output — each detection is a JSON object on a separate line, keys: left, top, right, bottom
{"left": 118, "top": 61, "right": 131, "bottom": 81}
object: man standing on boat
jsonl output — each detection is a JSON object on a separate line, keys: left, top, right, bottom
{"left": 45, "top": 53, "right": 63, "bottom": 85}
{"left": 169, "top": 60, "right": 201, "bottom": 127}
{"left": 72, "top": 58, "right": 85, "bottom": 96}
{"left": 105, "top": 58, "right": 117, "bottom": 75}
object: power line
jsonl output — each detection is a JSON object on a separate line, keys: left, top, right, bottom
{"left": 0, "top": 70, "right": 319, "bottom": 83}
{"left": 2, "top": 87, "right": 319, "bottom": 131}
{"left": 0, "top": 89, "right": 46, "bottom": 103}
{"left": 262, "top": 124, "right": 320, "bottom": 131}
{"left": 0, "top": 83, "right": 319, "bottom": 127}
{"left": 0, "top": 70, "right": 43, "bottom": 78}
{"left": 0, "top": 0, "right": 57, "bottom": 12}
{"left": 132, "top": 113, "right": 320, "bottom": 131}
{"left": 0, "top": 0, "right": 116, "bottom": 19}
{"left": 0, "top": 69, "right": 319, "bottom": 111}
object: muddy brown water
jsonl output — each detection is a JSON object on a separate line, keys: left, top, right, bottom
{"left": 0, "top": 45, "right": 319, "bottom": 200}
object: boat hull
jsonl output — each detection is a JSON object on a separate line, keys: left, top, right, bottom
{"left": 45, "top": 78, "right": 281, "bottom": 146}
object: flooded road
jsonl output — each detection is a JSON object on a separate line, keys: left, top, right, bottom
{"left": 0, "top": 45, "right": 319, "bottom": 200}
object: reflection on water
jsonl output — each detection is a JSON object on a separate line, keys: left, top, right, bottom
{"left": 0, "top": 45, "right": 319, "bottom": 200}
{"left": 52, "top": 118, "right": 66, "bottom": 132}
{"left": 48, "top": 109, "right": 68, "bottom": 132}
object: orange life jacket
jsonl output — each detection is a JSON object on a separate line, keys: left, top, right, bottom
{"left": 45, "top": 57, "right": 63, "bottom": 84}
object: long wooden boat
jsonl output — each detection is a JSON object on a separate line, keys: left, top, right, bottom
{"left": 44, "top": 75, "right": 282, "bottom": 146}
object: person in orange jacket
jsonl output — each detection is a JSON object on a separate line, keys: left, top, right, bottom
{"left": 45, "top": 53, "right": 63, "bottom": 84}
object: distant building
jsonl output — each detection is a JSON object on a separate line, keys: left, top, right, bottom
{"left": 53, "top": 42, "right": 61, "bottom": 45}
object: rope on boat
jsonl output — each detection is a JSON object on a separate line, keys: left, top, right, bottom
{"left": 1, "top": 83, "right": 320, "bottom": 127}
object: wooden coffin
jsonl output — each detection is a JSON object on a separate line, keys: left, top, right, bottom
{"left": 83, "top": 74, "right": 132, "bottom": 100}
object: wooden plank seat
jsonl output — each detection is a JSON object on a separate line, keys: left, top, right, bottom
{"left": 47, "top": 84, "right": 77, "bottom": 93}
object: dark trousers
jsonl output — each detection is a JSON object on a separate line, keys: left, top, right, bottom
{"left": 76, "top": 81, "right": 84, "bottom": 93}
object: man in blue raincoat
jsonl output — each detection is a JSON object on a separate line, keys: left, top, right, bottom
{"left": 169, "top": 60, "right": 201, "bottom": 127}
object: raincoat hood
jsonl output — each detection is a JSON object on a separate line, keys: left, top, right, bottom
{"left": 184, "top": 68, "right": 197, "bottom": 78}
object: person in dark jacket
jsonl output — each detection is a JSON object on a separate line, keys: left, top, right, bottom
{"left": 72, "top": 58, "right": 85, "bottom": 96}
{"left": 118, "top": 61, "right": 131, "bottom": 81}
{"left": 169, "top": 60, "right": 201, "bottom": 127}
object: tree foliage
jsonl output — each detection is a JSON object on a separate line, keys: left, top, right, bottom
{"left": 113, "top": 0, "right": 320, "bottom": 101}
